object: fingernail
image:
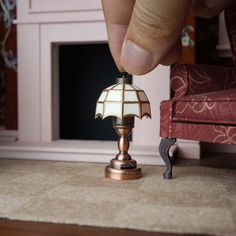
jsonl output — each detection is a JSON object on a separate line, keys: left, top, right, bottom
{"left": 121, "top": 40, "right": 153, "bottom": 75}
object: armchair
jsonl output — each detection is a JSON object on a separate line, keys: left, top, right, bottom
{"left": 159, "top": 0, "right": 236, "bottom": 179}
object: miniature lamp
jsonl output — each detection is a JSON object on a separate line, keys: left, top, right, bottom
{"left": 95, "top": 72, "right": 151, "bottom": 180}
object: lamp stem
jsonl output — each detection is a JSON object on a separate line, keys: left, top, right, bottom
{"left": 115, "top": 126, "right": 132, "bottom": 160}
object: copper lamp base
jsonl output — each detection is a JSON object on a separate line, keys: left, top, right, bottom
{"left": 105, "top": 166, "right": 142, "bottom": 180}
{"left": 104, "top": 117, "right": 142, "bottom": 180}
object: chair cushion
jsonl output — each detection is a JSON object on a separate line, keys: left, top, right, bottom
{"left": 173, "top": 88, "right": 236, "bottom": 125}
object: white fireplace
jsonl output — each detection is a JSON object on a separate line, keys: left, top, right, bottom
{"left": 0, "top": 0, "right": 200, "bottom": 163}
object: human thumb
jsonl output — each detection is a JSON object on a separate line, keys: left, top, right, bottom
{"left": 121, "top": 0, "right": 191, "bottom": 75}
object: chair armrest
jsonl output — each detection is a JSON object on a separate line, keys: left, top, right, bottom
{"left": 171, "top": 64, "right": 236, "bottom": 98}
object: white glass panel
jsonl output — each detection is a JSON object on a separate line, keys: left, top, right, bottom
{"left": 123, "top": 104, "right": 140, "bottom": 117}
{"left": 98, "top": 91, "right": 107, "bottom": 102}
{"left": 103, "top": 103, "right": 122, "bottom": 118}
{"left": 138, "top": 91, "right": 148, "bottom": 101}
{"left": 95, "top": 103, "right": 103, "bottom": 116}
{"left": 124, "top": 91, "right": 138, "bottom": 101}
{"left": 114, "top": 84, "right": 123, "bottom": 90}
{"left": 125, "top": 84, "right": 134, "bottom": 90}
{"left": 141, "top": 103, "right": 151, "bottom": 117}
{"left": 106, "top": 90, "right": 122, "bottom": 101}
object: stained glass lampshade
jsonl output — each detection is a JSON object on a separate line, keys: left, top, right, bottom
{"left": 95, "top": 78, "right": 151, "bottom": 120}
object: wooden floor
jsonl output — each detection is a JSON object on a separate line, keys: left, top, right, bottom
{"left": 0, "top": 152, "right": 235, "bottom": 236}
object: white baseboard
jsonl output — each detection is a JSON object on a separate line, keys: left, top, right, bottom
{"left": 0, "top": 140, "right": 164, "bottom": 165}
{"left": 176, "top": 140, "right": 201, "bottom": 159}
{"left": 0, "top": 138, "right": 200, "bottom": 164}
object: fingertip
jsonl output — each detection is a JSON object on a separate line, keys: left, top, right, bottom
{"left": 121, "top": 40, "right": 155, "bottom": 75}
{"left": 106, "top": 24, "right": 128, "bottom": 71}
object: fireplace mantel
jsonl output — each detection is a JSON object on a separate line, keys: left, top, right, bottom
{"left": 0, "top": 0, "right": 200, "bottom": 163}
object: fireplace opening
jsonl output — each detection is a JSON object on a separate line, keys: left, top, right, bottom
{"left": 59, "top": 43, "right": 131, "bottom": 141}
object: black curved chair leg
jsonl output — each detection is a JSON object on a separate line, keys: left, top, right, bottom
{"left": 159, "top": 138, "right": 176, "bottom": 179}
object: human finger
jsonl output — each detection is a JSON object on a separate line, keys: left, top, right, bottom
{"left": 120, "top": 0, "right": 191, "bottom": 75}
{"left": 101, "top": 0, "right": 135, "bottom": 71}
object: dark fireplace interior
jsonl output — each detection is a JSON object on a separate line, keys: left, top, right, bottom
{"left": 59, "top": 43, "right": 123, "bottom": 141}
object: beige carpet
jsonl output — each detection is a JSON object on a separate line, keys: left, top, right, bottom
{"left": 0, "top": 159, "right": 235, "bottom": 236}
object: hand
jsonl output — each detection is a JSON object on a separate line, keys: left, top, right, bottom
{"left": 102, "top": 0, "right": 232, "bottom": 75}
